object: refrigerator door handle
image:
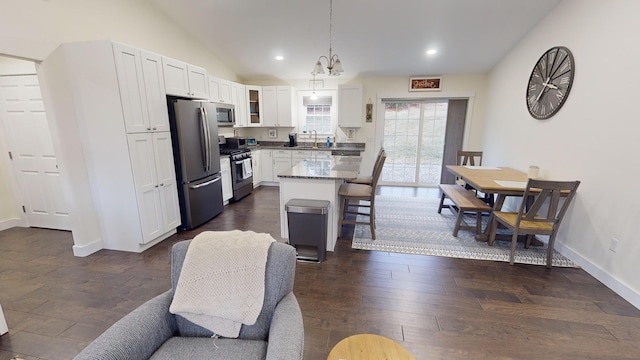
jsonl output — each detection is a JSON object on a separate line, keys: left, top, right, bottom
{"left": 203, "top": 106, "right": 212, "bottom": 172}
{"left": 189, "top": 176, "right": 221, "bottom": 189}
{"left": 199, "top": 106, "right": 210, "bottom": 172}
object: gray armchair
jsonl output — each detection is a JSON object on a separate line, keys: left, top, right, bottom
{"left": 74, "top": 240, "right": 304, "bottom": 360}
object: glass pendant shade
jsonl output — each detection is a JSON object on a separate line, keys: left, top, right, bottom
{"left": 312, "top": 61, "right": 325, "bottom": 75}
{"left": 332, "top": 57, "right": 343, "bottom": 74}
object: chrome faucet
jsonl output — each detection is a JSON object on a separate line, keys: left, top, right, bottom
{"left": 311, "top": 130, "right": 318, "bottom": 148}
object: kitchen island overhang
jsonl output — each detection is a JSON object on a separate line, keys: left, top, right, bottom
{"left": 278, "top": 156, "right": 362, "bottom": 252}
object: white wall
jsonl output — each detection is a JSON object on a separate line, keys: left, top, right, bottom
{"left": 483, "top": 0, "right": 640, "bottom": 308}
{"left": 0, "top": 56, "right": 36, "bottom": 75}
{"left": 0, "top": 0, "right": 237, "bottom": 79}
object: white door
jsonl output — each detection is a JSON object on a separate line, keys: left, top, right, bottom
{"left": 0, "top": 75, "right": 71, "bottom": 230}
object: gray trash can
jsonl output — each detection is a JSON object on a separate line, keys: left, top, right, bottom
{"left": 286, "top": 199, "right": 330, "bottom": 262}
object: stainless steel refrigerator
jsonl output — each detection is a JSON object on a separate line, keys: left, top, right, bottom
{"left": 167, "top": 97, "right": 224, "bottom": 230}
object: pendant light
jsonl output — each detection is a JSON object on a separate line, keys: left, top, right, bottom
{"left": 311, "top": 0, "right": 344, "bottom": 76}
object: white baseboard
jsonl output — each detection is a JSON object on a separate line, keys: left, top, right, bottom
{"left": 0, "top": 303, "right": 7, "bottom": 335}
{"left": 0, "top": 218, "right": 23, "bottom": 232}
{"left": 72, "top": 240, "right": 103, "bottom": 257}
{"left": 556, "top": 242, "right": 640, "bottom": 310}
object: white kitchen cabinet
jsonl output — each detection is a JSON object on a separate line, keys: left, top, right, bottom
{"left": 162, "top": 56, "right": 208, "bottom": 99}
{"left": 338, "top": 84, "right": 363, "bottom": 128}
{"left": 291, "top": 150, "right": 313, "bottom": 165}
{"left": 38, "top": 40, "right": 180, "bottom": 254}
{"left": 127, "top": 132, "right": 180, "bottom": 244}
{"left": 262, "top": 86, "right": 277, "bottom": 127}
{"left": 220, "top": 157, "right": 232, "bottom": 203}
{"left": 209, "top": 76, "right": 232, "bottom": 103}
{"left": 246, "top": 85, "right": 262, "bottom": 127}
{"left": 113, "top": 43, "right": 169, "bottom": 133}
{"left": 292, "top": 149, "right": 332, "bottom": 166}
{"left": 257, "top": 149, "right": 332, "bottom": 184}
{"left": 251, "top": 149, "right": 261, "bottom": 186}
{"left": 262, "top": 86, "right": 295, "bottom": 127}
{"left": 232, "top": 82, "right": 248, "bottom": 127}
{"left": 314, "top": 151, "right": 332, "bottom": 160}
{"left": 260, "top": 150, "right": 273, "bottom": 182}
{"left": 272, "top": 149, "right": 292, "bottom": 183}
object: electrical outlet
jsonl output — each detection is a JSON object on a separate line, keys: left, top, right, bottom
{"left": 609, "top": 238, "right": 620, "bottom": 253}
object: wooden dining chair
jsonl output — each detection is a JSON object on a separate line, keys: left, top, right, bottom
{"left": 338, "top": 150, "right": 387, "bottom": 240}
{"left": 457, "top": 150, "right": 483, "bottom": 167}
{"left": 455, "top": 150, "right": 483, "bottom": 186}
{"left": 487, "top": 179, "right": 581, "bottom": 268}
{"left": 455, "top": 150, "right": 494, "bottom": 206}
{"left": 347, "top": 147, "right": 384, "bottom": 185}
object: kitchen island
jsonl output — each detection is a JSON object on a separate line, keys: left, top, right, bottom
{"left": 278, "top": 156, "right": 361, "bottom": 252}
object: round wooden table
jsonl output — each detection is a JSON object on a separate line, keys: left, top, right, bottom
{"left": 327, "top": 334, "right": 415, "bottom": 360}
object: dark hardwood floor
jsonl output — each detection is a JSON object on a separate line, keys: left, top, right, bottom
{"left": 1, "top": 186, "right": 640, "bottom": 359}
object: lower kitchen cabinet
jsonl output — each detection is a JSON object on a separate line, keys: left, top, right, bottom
{"left": 251, "top": 149, "right": 261, "bottom": 186}
{"left": 261, "top": 150, "right": 273, "bottom": 182}
{"left": 272, "top": 150, "right": 292, "bottom": 183}
{"left": 220, "top": 157, "right": 232, "bottom": 203}
{"left": 291, "top": 150, "right": 313, "bottom": 166}
{"left": 127, "top": 132, "right": 181, "bottom": 244}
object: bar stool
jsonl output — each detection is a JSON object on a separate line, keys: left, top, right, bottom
{"left": 347, "top": 147, "right": 384, "bottom": 185}
{"left": 338, "top": 150, "right": 386, "bottom": 239}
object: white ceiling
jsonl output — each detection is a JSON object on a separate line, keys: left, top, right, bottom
{"left": 148, "top": 0, "right": 560, "bottom": 82}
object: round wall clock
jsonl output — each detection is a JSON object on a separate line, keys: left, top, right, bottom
{"left": 526, "top": 46, "right": 575, "bottom": 120}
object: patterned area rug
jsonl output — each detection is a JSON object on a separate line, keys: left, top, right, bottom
{"left": 352, "top": 195, "right": 578, "bottom": 267}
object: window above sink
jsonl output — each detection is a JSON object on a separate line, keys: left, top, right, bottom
{"left": 297, "top": 89, "right": 337, "bottom": 137}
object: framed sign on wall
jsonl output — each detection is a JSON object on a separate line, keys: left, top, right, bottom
{"left": 409, "top": 77, "right": 442, "bottom": 91}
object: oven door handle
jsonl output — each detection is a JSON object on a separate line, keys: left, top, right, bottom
{"left": 233, "top": 159, "right": 251, "bottom": 165}
{"left": 189, "top": 176, "right": 221, "bottom": 189}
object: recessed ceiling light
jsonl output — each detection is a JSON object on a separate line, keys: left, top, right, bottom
{"left": 426, "top": 49, "right": 437, "bottom": 55}
{"left": 275, "top": 55, "right": 284, "bottom": 61}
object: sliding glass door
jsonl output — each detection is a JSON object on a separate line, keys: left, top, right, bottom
{"left": 381, "top": 100, "right": 448, "bottom": 186}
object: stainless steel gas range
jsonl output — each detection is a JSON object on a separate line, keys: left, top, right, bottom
{"left": 219, "top": 137, "right": 253, "bottom": 202}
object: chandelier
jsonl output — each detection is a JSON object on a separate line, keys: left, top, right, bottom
{"left": 311, "top": 0, "right": 344, "bottom": 76}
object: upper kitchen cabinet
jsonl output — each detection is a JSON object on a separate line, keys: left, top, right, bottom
{"left": 113, "top": 43, "right": 169, "bottom": 133}
{"left": 232, "top": 82, "right": 248, "bottom": 127}
{"left": 262, "top": 86, "right": 296, "bottom": 127}
{"left": 246, "top": 85, "right": 262, "bottom": 127}
{"left": 338, "top": 84, "right": 363, "bottom": 128}
{"left": 209, "top": 76, "right": 232, "bottom": 103}
{"left": 162, "top": 56, "right": 208, "bottom": 99}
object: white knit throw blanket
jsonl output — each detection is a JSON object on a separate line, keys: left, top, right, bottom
{"left": 169, "top": 230, "right": 275, "bottom": 338}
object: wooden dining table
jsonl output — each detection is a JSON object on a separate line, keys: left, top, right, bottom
{"left": 446, "top": 165, "right": 530, "bottom": 241}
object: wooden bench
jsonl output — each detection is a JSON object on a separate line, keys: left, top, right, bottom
{"left": 438, "top": 184, "right": 492, "bottom": 237}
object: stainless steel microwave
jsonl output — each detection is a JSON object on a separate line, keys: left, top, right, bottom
{"left": 213, "top": 102, "right": 235, "bottom": 127}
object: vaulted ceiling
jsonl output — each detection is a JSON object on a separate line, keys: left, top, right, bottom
{"left": 148, "top": 0, "right": 560, "bottom": 82}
